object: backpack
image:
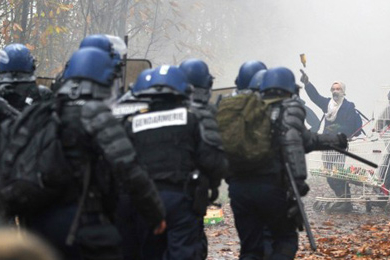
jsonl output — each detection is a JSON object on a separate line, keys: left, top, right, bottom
{"left": 216, "top": 93, "right": 282, "bottom": 172}
{"left": 0, "top": 100, "right": 72, "bottom": 216}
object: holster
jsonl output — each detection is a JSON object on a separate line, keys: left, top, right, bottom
{"left": 188, "top": 172, "right": 210, "bottom": 216}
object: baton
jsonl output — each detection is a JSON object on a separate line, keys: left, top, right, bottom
{"left": 285, "top": 163, "right": 317, "bottom": 251}
{"left": 329, "top": 145, "right": 378, "bottom": 168}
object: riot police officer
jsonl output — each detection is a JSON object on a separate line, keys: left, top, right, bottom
{"left": 114, "top": 68, "right": 154, "bottom": 260}
{"left": 79, "top": 34, "right": 126, "bottom": 103}
{"left": 0, "top": 44, "right": 42, "bottom": 111}
{"left": 228, "top": 67, "right": 347, "bottom": 259}
{"left": 179, "top": 58, "right": 219, "bottom": 259}
{"left": 51, "top": 34, "right": 126, "bottom": 98}
{"left": 126, "top": 65, "right": 227, "bottom": 260}
{"left": 24, "top": 47, "right": 166, "bottom": 260}
{"left": 233, "top": 60, "right": 267, "bottom": 95}
{"left": 179, "top": 58, "right": 216, "bottom": 113}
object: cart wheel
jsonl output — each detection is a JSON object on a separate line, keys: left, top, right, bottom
{"left": 324, "top": 202, "right": 332, "bottom": 213}
{"left": 384, "top": 204, "right": 390, "bottom": 214}
{"left": 313, "top": 201, "right": 323, "bottom": 212}
{"left": 365, "top": 201, "right": 372, "bottom": 213}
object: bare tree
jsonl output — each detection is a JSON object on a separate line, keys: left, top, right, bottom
{"left": 0, "top": 0, "right": 237, "bottom": 78}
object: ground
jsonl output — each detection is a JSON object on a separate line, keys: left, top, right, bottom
{"left": 205, "top": 177, "right": 390, "bottom": 259}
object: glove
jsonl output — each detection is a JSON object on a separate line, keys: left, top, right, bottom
{"left": 315, "top": 132, "right": 348, "bottom": 151}
{"left": 336, "top": 133, "right": 348, "bottom": 149}
{"left": 296, "top": 180, "right": 310, "bottom": 196}
{"left": 299, "top": 69, "right": 309, "bottom": 85}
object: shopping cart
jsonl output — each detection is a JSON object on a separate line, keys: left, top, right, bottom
{"left": 308, "top": 135, "right": 390, "bottom": 212}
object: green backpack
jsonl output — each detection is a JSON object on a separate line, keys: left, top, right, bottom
{"left": 216, "top": 93, "right": 282, "bottom": 173}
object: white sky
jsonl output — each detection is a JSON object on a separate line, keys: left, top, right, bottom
{"left": 214, "top": 0, "right": 390, "bottom": 120}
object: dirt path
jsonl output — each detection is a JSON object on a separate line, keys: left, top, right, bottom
{"left": 206, "top": 177, "right": 390, "bottom": 259}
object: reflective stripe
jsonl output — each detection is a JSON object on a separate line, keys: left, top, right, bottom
{"left": 132, "top": 108, "right": 187, "bottom": 133}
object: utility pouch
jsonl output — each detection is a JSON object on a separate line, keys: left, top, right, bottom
{"left": 191, "top": 173, "right": 210, "bottom": 216}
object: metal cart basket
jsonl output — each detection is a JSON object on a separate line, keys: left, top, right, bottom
{"left": 308, "top": 131, "right": 390, "bottom": 212}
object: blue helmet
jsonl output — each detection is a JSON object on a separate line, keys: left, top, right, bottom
{"left": 0, "top": 44, "right": 35, "bottom": 73}
{"left": 62, "top": 47, "right": 116, "bottom": 86}
{"left": 80, "top": 34, "right": 112, "bottom": 53}
{"left": 248, "top": 69, "right": 267, "bottom": 90}
{"left": 179, "top": 59, "right": 213, "bottom": 89}
{"left": 131, "top": 68, "right": 154, "bottom": 97}
{"left": 235, "top": 60, "right": 267, "bottom": 90}
{"left": 260, "top": 67, "right": 298, "bottom": 94}
{"left": 136, "top": 65, "right": 190, "bottom": 98}
{"left": 79, "top": 34, "right": 122, "bottom": 72}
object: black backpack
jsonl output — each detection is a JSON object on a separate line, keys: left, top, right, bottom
{"left": 0, "top": 100, "right": 72, "bottom": 215}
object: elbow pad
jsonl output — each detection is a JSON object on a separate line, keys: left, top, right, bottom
{"left": 280, "top": 127, "right": 307, "bottom": 180}
{"left": 81, "top": 101, "right": 136, "bottom": 168}
{"left": 281, "top": 98, "right": 306, "bottom": 132}
{"left": 279, "top": 98, "right": 308, "bottom": 180}
{"left": 192, "top": 107, "right": 224, "bottom": 150}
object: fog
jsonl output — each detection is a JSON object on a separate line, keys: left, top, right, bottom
{"left": 213, "top": 0, "right": 390, "bottom": 120}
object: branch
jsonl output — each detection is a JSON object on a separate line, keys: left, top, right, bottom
{"left": 144, "top": 0, "right": 159, "bottom": 59}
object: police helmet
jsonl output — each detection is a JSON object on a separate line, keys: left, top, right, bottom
{"left": 248, "top": 69, "right": 267, "bottom": 91}
{"left": 80, "top": 34, "right": 112, "bottom": 53}
{"left": 131, "top": 68, "right": 154, "bottom": 97}
{"left": 136, "top": 65, "right": 190, "bottom": 98}
{"left": 260, "top": 67, "right": 298, "bottom": 94}
{"left": 0, "top": 44, "right": 35, "bottom": 73}
{"left": 63, "top": 47, "right": 116, "bottom": 86}
{"left": 80, "top": 35, "right": 124, "bottom": 77}
{"left": 235, "top": 60, "right": 267, "bottom": 90}
{"left": 179, "top": 59, "right": 213, "bottom": 89}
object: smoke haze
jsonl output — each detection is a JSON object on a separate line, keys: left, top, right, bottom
{"left": 215, "top": 0, "right": 390, "bottom": 119}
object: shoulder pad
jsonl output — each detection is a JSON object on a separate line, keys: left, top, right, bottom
{"left": 281, "top": 97, "right": 306, "bottom": 131}
{"left": 191, "top": 106, "right": 224, "bottom": 150}
{"left": 81, "top": 100, "right": 136, "bottom": 165}
{"left": 81, "top": 100, "right": 116, "bottom": 134}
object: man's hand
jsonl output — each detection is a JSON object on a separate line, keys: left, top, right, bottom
{"left": 154, "top": 220, "right": 167, "bottom": 235}
{"left": 299, "top": 69, "right": 309, "bottom": 85}
{"left": 296, "top": 180, "right": 310, "bottom": 196}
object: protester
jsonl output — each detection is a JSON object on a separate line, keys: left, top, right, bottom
{"left": 300, "top": 70, "right": 362, "bottom": 212}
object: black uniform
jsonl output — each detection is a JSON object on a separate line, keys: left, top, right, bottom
{"left": 0, "top": 97, "right": 19, "bottom": 122}
{"left": 228, "top": 96, "right": 310, "bottom": 260}
{"left": 0, "top": 79, "right": 41, "bottom": 111}
{"left": 25, "top": 95, "right": 165, "bottom": 260}
{"left": 228, "top": 94, "right": 347, "bottom": 259}
{"left": 124, "top": 100, "right": 227, "bottom": 260}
